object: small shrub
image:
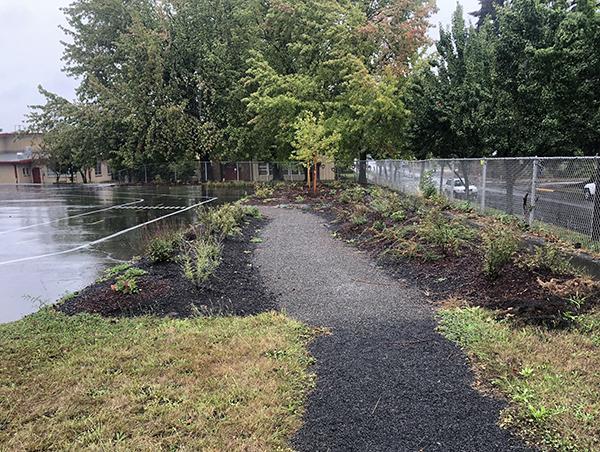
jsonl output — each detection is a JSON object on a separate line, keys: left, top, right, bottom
{"left": 111, "top": 268, "right": 148, "bottom": 294}
{"left": 339, "top": 186, "right": 366, "bottom": 204}
{"left": 99, "top": 263, "right": 132, "bottom": 282}
{"left": 369, "top": 188, "right": 403, "bottom": 216}
{"left": 372, "top": 220, "right": 385, "bottom": 231}
{"left": 417, "top": 209, "right": 474, "bottom": 255}
{"left": 482, "top": 226, "right": 520, "bottom": 278}
{"left": 198, "top": 204, "right": 247, "bottom": 237}
{"left": 180, "top": 238, "right": 222, "bottom": 285}
{"left": 390, "top": 210, "right": 405, "bottom": 222}
{"left": 244, "top": 206, "right": 262, "bottom": 219}
{"left": 419, "top": 170, "right": 437, "bottom": 199}
{"left": 146, "top": 231, "right": 183, "bottom": 263}
{"left": 254, "top": 183, "right": 275, "bottom": 199}
{"left": 295, "top": 195, "right": 305, "bottom": 203}
{"left": 519, "top": 244, "right": 575, "bottom": 275}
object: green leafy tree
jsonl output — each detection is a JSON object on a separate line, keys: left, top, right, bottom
{"left": 291, "top": 112, "right": 340, "bottom": 193}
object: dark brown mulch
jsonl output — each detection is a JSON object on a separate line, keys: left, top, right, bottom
{"left": 57, "top": 217, "right": 277, "bottom": 318}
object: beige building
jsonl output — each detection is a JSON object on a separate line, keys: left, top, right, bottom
{"left": 0, "top": 132, "right": 113, "bottom": 184}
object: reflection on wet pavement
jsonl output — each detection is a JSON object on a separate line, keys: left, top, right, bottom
{"left": 0, "top": 184, "right": 249, "bottom": 323}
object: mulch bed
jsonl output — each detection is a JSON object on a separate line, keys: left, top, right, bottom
{"left": 251, "top": 182, "right": 600, "bottom": 326}
{"left": 57, "top": 217, "right": 277, "bottom": 318}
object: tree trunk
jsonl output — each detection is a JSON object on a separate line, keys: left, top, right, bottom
{"left": 358, "top": 150, "right": 367, "bottom": 184}
{"left": 306, "top": 163, "right": 311, "bottom": 189}
{"left": 460, "top": 160, "right": 471, "bottom": 200}
{"left": 313, "top": 158, "right": 317, "bottom": 193}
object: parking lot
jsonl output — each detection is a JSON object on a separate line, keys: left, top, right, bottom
{"left": 0, "top": 184, "right": 246, "bottom": 323}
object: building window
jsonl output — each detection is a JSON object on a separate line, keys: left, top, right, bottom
{"left": 95, "top": 161, "right": 102, "bottom": 176}
{"left": 22, "top": 167, "right": 30, "bottom": 176}
{"left": 258, "top": 163, "right": 270, "bottom": 176}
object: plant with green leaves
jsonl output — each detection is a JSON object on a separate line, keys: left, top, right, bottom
{"left": 180, "top": 238, "right": 222, "bottom": 285}
{"left": 482, "top": 226, "right": 520, "bottom": 278}
{"left": 291, "top": 112, "right": 340, "bottom": 193}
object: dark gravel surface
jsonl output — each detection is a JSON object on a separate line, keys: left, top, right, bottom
{"left": 254, "top": 206, "right": 530, "bottom": 452}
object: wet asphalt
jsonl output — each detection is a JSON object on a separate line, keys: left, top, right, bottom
{"left": 254, "top": 206, "right": 530, "bottom": 452}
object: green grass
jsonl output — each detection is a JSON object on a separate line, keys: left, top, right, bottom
{"left": 438, "top": 307, "right": 600, "bottom": 451}
{"left": 0, "top": 309, "right": 314, "bottom": 451}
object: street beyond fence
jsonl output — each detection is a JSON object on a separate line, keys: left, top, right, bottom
{"left": 360, "top": 157, "right": 600, "bottom": 247}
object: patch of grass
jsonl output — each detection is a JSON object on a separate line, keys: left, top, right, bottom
{"left": 439, "top": 307, "right": 600, "bottom": 451}
{"left": 0, "top": 309, "right": 314, "bottom": 450}
{"left": 482, "top": 225, "right": 520, "bottom": 278}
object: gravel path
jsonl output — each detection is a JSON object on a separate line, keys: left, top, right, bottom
{"left": 254, "top": 206, "right": 529, "bottom": 452}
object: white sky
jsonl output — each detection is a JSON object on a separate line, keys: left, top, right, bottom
{"left": 0, "top": 0, "right": 479, "bottom": 132}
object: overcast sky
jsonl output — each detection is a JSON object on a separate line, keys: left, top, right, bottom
{"left": 0, "top": 0, "right": 479, "bottom": 132}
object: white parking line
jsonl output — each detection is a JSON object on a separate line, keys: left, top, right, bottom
{"left": 0, "top": 197, "right": 216, "bottom": 266}
{"left": 0, "top": 199, "right": 145, "bottom": 235}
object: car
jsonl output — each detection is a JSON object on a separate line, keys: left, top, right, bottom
{"left": 444, "top": 178, "right": 478, "bottom": 198}
{"left": 584, "top": 181, "right": 596, "bottom": 200}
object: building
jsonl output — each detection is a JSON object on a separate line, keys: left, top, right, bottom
{"left": 0, "top": 132, "right": 113, "bottom": 184}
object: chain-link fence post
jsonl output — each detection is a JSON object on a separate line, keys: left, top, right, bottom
{"left": 449, "top": 160, "right": 455, "bottom": 201}
{"left": 144, "top": 164, "right": 148, "bottom": 184}
{"left": 591, "top": 156, "right": 600, "bottom": 241}
{"left": 480, "top": 158, "right": 487, "bottom": 213}
{"left": 529, "top": 157, "right": 539, "bottom": 226}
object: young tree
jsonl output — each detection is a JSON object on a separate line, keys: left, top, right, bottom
{"left": 291, "top": 112, "right": 340, "bottom": 193}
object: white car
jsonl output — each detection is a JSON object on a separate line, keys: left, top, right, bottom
{"left": 584, "top": 182, "right": 596, "bottom": 200}
{"left": 445, "top": 178, "right": 478, "bottom": 198}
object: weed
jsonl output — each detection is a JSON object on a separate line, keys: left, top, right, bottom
{"left": 99, "top": 263, "right": 132, "bottom": 282}
{"left": 244, "top": 206, "right": 262, "bottom": 219}
{"left": 482, "top": 226, "right": 520, "bottom": 278}
{"left": 295, "top": 195, "right": 306, "bottom": 203}
{"left": 250, "top": 237, "right": 263, "bottom": 243}
{"left": 111, "top": 268, "right": 148, "bottom": 295}
{"left": 372, "top": 220, "right": 385, "bottom": 231}
{"left": 369, "top": 187, "right": 403, "bottom": 216}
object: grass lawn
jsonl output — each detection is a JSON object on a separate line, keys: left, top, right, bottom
{"left": 0, "top": 309, "right": 314, "bottom": 451}
{"left": 439, "top": 307, "right": 600, "bottom": 451}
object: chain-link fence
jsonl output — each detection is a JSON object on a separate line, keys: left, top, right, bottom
{"left": 358, "top": 157, "right": 600, "bottom": 246}
{"left": 112, "top": 161, "right": 342, "bottom": 184}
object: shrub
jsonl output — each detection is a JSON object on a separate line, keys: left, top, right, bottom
{"left": 198, "top": 204, "right": 247, "bottom": 237}
{"left": 390, "top": 210, "right": 405, "bottom": 222}
{"left": 419, "top": 170, "right": 437, "bottom": 199}
{"left": 369, "top": 187, "right": 403, "bottom": 216}
{"left": 254, "top": 183, "right": 275, "bottom": 199}
{"left": 482, "top": 226, "right": 520, "bottom": 278}
{"left": 146, "top": 230, "right": 183, "bottom": 263}
{"left": 111, "top": 268, "right": 148, "bottom": 294}
{"left": 417, "top": 209, "right": 474, "bottom": 255}
{"left": 519, "top": 244, "right": 575, "bottom": 275}
{"left": 180, "top": 238, "right": 222, "bottom": 285}
{"left": 339, "top": 186, "right": 366, "bottom": 204}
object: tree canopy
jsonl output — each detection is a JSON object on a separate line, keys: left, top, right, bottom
{"left": 27, "top": 0, "right": 600, "bottom": 177}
